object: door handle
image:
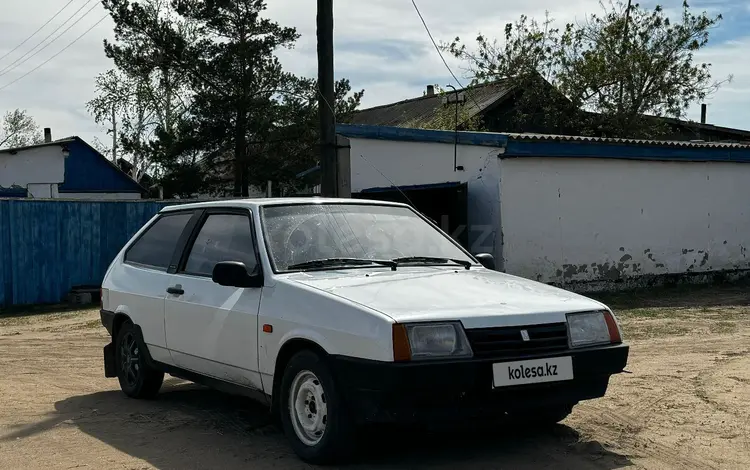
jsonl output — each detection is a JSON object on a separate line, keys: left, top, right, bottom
{"left": 166, "top": 286, "right": 184, "bottom": 295}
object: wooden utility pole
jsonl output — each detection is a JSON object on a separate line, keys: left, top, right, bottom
{"left": 317, "top": 0, "right": 337, "bottom": 197}
{"left": 111, "top": 103, "right": 117, "bottom": 164}
{"left": 617, "top": 0, "right": 633, "bottom": 122}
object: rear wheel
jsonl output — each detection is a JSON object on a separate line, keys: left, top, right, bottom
{"left": 279, "top": 350, "right": 355, "bottom": 464}
{"left": 116, "top": 322, "right": 164, "bottom": 399}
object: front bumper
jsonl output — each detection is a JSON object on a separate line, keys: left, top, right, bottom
{"left": 330, "top": 343, "right": 628, "bottom": 424}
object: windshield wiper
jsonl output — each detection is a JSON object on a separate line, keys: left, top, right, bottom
{"left": 391, "top": 256, "right": 472, "bottom": 270}
{"left": 287, "top": 258, "right": 397, "bottom": 271}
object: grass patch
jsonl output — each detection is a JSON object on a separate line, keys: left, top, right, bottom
{"left": 617, "top": 308, "right": 672, "bottom": 319}
{"left": 708, "top": 321, "right": 738, "bottom": 334}
{"left": 591, "top": 281, "right": 750, "bottom": 311}
{"left": 622, "top": 322, "right": 693, "bottom": 340}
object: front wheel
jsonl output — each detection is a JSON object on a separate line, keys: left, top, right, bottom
{"left": 116, "top": 322, "right": 164, "bottom": 399}
{"left": 279, "top": 350, "right": 354, "bottom": 464}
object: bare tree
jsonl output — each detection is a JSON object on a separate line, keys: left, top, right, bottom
{"left": 0, "top": 109, "right": 42, "bottom": 149}
{"left": 87, "top": 0, "right": 194, "bottom": 183}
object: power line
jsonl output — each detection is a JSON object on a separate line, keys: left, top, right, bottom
{"left": 0, "top": 0, "right": 99, "bottom": 77}
{"left": 0, "top": 14, "right": 109, "bottom": 92}
{"left": 0, "top": 0, "right": 77, "bottom": 64}
{"left": 409, "top": 0, "right": 485, "bottom": 113}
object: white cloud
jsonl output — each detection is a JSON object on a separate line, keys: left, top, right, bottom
{"left": 688, "top": 36, "right": 750, "bottom": 128}
{"left": 0, "top": 0, "right": 114, "bottom": 143}
{"left": 0, "top": 0, "right": 747, "bottom": 147}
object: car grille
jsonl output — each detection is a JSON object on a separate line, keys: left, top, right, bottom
{"left": 465, "top": 323, "right": 569, "bottom": 358}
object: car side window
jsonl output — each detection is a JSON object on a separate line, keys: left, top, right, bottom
{"left": 125, "top": 212, "right": 193, "bottom": 270}
{"left": 183, "top": 213, "right": 258, "bottom": 277}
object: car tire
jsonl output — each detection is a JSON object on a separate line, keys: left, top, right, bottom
{"left": 279, "top": 349, "right": 355, "bottom": 464}
{"left": 116, "top": 321, "right": 164, "bottom": 399}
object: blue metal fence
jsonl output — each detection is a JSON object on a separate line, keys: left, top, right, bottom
{"left": 0, "top": 199, "right": 173, "bottom": 307}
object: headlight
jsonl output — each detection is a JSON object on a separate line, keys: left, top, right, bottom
{"left": 392, "top": 322, "right": 473, "bottom": 360}
{"left": 567, "top": 311, "right": 622, "bottom": 348}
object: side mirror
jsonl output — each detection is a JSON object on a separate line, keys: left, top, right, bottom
{"left": 212, "top": 261, "right": 263, "bottom": 288}
{"left": 474, "top": 253, "right": 496, "bottom": 270}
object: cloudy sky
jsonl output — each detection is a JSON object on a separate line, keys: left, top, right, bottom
{"left": 0, "top": 0, "right": 748, "bottom": 146}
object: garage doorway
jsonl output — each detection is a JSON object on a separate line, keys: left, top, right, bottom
{"left": 353, "top": 182, "right": 469, "bottom": 249}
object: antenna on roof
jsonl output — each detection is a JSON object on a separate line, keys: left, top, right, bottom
{"left": 358, "top": 154, "right": 416, "bottom": 209}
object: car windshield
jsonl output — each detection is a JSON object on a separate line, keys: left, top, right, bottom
{"left": 260, "top": 203, "right": 474, "bottom": 272}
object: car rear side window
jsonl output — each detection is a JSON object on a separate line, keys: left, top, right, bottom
{"left": 183, "top": 213, "right": 258, "bottom": 277}
{"left": 125, "top": 212, "right": 193, "bottom": 270}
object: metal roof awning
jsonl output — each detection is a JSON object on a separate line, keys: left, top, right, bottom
{"left": 359, "top": 181, "right": 464, "bottom": 193}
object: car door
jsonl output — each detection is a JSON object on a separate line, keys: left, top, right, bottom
{"left": 164, "top": 208, "right": 264, "bottom": 391}
{"left": 115, "top": 210, "right": 196, "bottom": 365}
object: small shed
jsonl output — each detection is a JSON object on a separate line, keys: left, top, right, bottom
{"left": 0, "top": 133, "right": 144, "bottom": 199}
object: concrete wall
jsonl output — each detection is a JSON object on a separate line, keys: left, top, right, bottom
{"left": 27, "top": 183, "right": 58, "bottom": 198}
{"left": 349, "top": 137, "right": 503, "bottom": 259}
{"left": 500, "top": 157, "right": 750, "bottom": 287}
{"left": 0, "top": 146, "right": 65, "bottom": 190}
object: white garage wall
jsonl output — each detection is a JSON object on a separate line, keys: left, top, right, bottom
{"left": 500, "top": 157, "right": 750, "bottom": 285}
{"left": 349, "top": 137, "right": 504, "bottom": 259}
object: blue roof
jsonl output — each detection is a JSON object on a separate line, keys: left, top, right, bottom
{"left": 336, "top": 124, "right": 750, "bottom": 163}
{"left": 337, "top": 124, "right": 507, "bottom": 147}
{"left": 56, "top": 138, "right": 144, "bottom": 193}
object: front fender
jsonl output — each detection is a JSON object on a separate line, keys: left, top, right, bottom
{"left": 277, "top": 328, "right": 338, "bottom": 356}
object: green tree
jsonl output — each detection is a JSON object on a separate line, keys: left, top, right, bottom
{"left": 91, "top": 0, "right": 195, "bottom": 184}
{"left": 446, "top": 1, "right": 730, "bottom": 138}
{"left": 252, "top": 76, "right": 364, "bottom": 193}
{"left": 172, "top": 0, "right": 300, "bottom": 197}
{"left": 96, "top": 0, "right": 364, "bottom": 197}
{"left": 0, "top": 109, "right": 41, "bottom": 149}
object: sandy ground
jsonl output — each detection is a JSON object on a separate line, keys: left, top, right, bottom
{"left": 0, "top": 284, "right": 748, "bottom": 469}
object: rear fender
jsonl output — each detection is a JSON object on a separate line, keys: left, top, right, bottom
{"left": 104, "top": 319, "right": 158, "bottom": 378}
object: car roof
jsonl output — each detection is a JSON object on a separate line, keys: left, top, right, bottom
{"left": 159, "top": 197, "right": 411, "bottom": 213}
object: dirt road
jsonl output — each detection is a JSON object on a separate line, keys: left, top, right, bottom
{"left": 0, "top": 284, "right": 748, "bottom": 469}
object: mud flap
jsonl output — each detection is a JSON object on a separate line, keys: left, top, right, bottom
{"left": 104, "top": 342, "right": 117, "bottom": 378}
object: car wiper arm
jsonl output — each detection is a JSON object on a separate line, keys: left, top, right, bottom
{"left": 287, "top": 258, "right": 397, "bottom": 271}
{"left": 391, "top": 256, "right": 471, "bottom": 270}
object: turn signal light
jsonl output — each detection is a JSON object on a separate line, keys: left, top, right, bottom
{"left": 603, "top": 311, "right": 622, "bottom": 343}
{"left": 392, "top": 323, "right": 411, "bottom": 362}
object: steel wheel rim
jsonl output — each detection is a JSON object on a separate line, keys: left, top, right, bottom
{"left": 120, "top": 332, "right": 140, "bottom": 387}
{"left": 288, "top": 370, "right": 328, "bottom": 446}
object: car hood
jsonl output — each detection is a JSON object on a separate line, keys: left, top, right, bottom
{"left": 282, "top": 267, "right": 607, "bottom": 329}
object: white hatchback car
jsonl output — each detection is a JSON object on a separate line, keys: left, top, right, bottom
{"left": 100, "top": 198, "right": 628, "bottom": 463}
